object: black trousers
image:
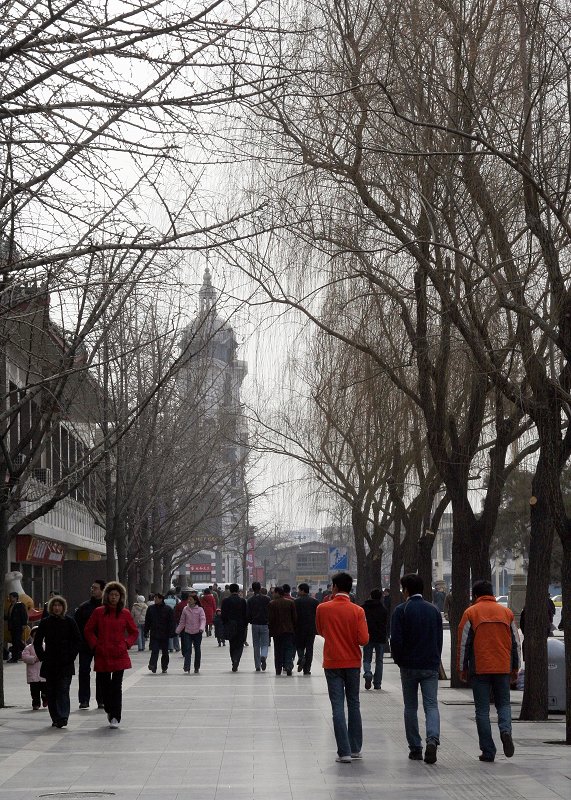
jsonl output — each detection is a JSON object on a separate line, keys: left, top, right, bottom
{"left": 45, "top": 674, "right": 72, "bottom": 724}
{"left": 274, "top": 632, "right": 295, "bottom": 673}
{"left": 295, "top": 632, "right": 316, "bottom": 673}
{"left": 78, "top": 650, "right": 104, "bottom": 706}
{"left": 9, "top": 629, "right": 24, "bottom": 661}
{"left": 96, "top": 670, "right": 124, "bottom": 722}
{"left": 229, "top": 633, "right": 244, "bottom": 667}
{"left": 29, "top": 681, "right": 47, "bottom": 707}
{"left": 148, "top": 638, "right": 169, "bottom": 671}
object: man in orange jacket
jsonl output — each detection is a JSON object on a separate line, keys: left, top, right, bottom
{"left": 457, "top": 580, "right": 521, "bottom": 762}
{"left": 316, "top": 572, "right": 369, "bottom": 764}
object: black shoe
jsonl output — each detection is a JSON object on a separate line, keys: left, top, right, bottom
{"left": 374, "top": 685, "right": 382, "bottom": 690}
{"left": 32, "top": 704, "right": 40, "bottom": 710}
{"left": 479, "top": 754, "right": 495, "bottom": 762}
{"left": 364, "top": 676, "right": 372, "bottom": 690}
{"left": 97, "top": 703, "right": 105, "bottom": 709}
{"left": 194, "top": 668, "right": 199, "bottom": 674}
{"left": 276, "top": 670, "right": 282, "bottom": 676}
{"left": 500, "top": 731, "right": 514, "bottom": 758}
{"left": 286, "top": 669, "right": 293, "bottom": 676}
{"left": 79, "top": 702, "right": 89, "bottom": 709}
{"left": 303, "top": 671, "right": 311, "bottom": 675}
{"left": 218, "top": 643, "right": 221, "bottom": 647}
{"left": 55, "top": 719, "right": 67, "bottom": 728}
{"left": 162, "top": 669, "right": 168, "bottom": 674}
{"left": 261, "top": 656, "right": 267, "bottom": 671}
{"left": 148, "top": 665, "right": 156, "bottom": 673}
{"left": 256, "top": 667, "right": 261, "bottom": 671}
{"left": 424, "top": 742, "right": 437, "bottom": 764}
{"left": 409, "top": 750, "right": 423, "bottom": 760}
{"left": 232, "top": 663, "right": 238, "bottom": 672}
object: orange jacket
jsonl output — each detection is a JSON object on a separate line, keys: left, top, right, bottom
{"left": 457, "top": 595, "right": 521, "bottom": 675}
{"left": 316, "top": 593, "right": 369, "bottom": 669}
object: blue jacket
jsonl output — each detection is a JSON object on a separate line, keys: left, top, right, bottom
{"left": 390, "top": 595, "right": 443, "bottom": 670}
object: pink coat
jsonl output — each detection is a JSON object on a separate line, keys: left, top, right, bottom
{"left": 201, "top": 593, "right": 217, "bottom": 625}
{"left": 84, "top": 605, "right": 138, "bottom": 672}
{"left": 21, "top": 642, "right": 45, "bottom": 684}
{"left": 176, "top": 604, "right": 206, "bottom": 635}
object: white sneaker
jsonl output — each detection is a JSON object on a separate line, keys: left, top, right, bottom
{"left": 335, "top": 755, "right": 352, "bottom": 763}
{"left": 109, "top": 718, "right": 120, "bottom": 729}
{"left": 351, "top": 752, "right": 363, "bottom": 759}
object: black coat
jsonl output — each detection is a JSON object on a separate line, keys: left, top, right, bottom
{"left": 247, "top": 593, "right": 270, "bottom": 625}
{"left": 362, "top": 598, "right": 388, "bottom": 643}
{"left": 221, "top": 594, "right": 247, "bottom": 639}
{"left": 35, "top": 614, "right": 82, "bottom": 679}
{"left": 6, "top": 601, "right": 28, "bottom": 633}
{"left": 144, "top": 602, "right": 175, "bottom": 641}
{"left": 294, "top": 594, "right": 319, "bottom": 636}
{"left": 74, "top": 597, "right": 102, "bottom": 653}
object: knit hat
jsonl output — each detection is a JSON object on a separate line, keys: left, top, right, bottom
{"left": 136, "top": 595, "right": 146, "bottom": 603}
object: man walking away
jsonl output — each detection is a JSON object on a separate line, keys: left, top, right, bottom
{"left": 74, "top": 579, "right": 105, "bottom": 708}
{"left": 247, "top": 581, "right": 270, "bottom": 671}
{"left": 294, "top": 583, "right": 319, "bottom": 674}
{"left": 390, "top": 573, "right": 443, "bottom": 764}
{"left": 362, "top": 588, "right": 388, "bottom": 690}
{"left": 316, "top": 572, "right": 369, "bottom": 764}
{"left": 6, "top": 592, "right": 28, "bottom": 663}
{"left": 457, "top": 579, "right": 521, "bottom": 763}
{"left": 145, "top": 593, "right": 175, "bottom": 673}
{"left": 221, "top": 583, "right": 248, "bottom": 672}
{"left": 268, "top": 586, "right": 297, "bottom": 675}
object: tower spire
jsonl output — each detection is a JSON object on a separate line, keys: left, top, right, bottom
{"left": 199, "top": 266, "right": 216, "bottom": 315}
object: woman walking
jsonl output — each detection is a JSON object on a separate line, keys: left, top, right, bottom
{"left": 35, "top": 596, "right": 81, "bottom": 728}
{"left": 201, "top": 588, "right": 217, "bottom": 637}
{"left": 176, "top": 594, "right": 206, "bottom": 673}
{"left": 84, "top": 581, "right": 138, "bottom": 729}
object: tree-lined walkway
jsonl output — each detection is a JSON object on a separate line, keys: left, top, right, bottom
{"left": 0, "top": 632, "right": 569, "bottom": 800}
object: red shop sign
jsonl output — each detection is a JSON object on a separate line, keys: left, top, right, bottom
{"left": 16, "top": 535, "right": 65, "bottom": 565}
{"left": 187, "top": 563, "right": 212, "bottom": 573}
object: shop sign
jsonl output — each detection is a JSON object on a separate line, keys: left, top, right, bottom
{"left": 16, "top": 535, "right": 65, "bottom": 565}
{"left": 187, "top": 562, "right": 212, "bottom": 573}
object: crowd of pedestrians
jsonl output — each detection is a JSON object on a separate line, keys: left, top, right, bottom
{"left": 6, "top": 571, "right": 522, "bottom": 768}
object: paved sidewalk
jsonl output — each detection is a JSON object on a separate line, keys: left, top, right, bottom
{"left": 0, "top": 631, "right": 569, "bottom": 800}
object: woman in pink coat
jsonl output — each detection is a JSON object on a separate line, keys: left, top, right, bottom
{"left": 84, "top": 581, "right": 138, "bottom": 729}
{"left": 201, "top": 588, "right": 217, "bottom": 637}
{"left": 176, "top": 595, "right": 206, "bottom": 673}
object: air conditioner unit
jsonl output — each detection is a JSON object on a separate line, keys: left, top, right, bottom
{"left": 33, "top": 468, "right": 52, "bottom": 487}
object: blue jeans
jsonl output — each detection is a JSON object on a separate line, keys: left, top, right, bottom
{"left": 137, "top": 624, "right": 145, "bottom": 651}
{"left": 400, "top": 668, "right": 440, "bottom": 752}
{"left": 181, "top": 631, "right": 202, "bottom": 671}
{"left": 363, "top": 642, "right": 384, "bottom": 688}
{"left": 471, "top": 673, "right": 512, "bottom": 759}
{"left": 251, "top": 624, "right": 269, "bottom": 669}
{"left": 168, "top": 635, "right": 180, "bottom": 652}
{"left": 324, "top": 668, "right": 362, "bottom": 757}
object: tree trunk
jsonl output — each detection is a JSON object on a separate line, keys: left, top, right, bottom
{"left": 352, "top": 505, "right": 369, "bottom": 602}
{"left": 469, "top": 522, "right": 492, "bottom": 582}
{"left": 520, "top": 464, "right": 554, "bottom": 720}
{"left": 449, "top": 498, "right": 472, "bottom": 687}
{"left": 389, "top": 517, "right": 404, "bottom": 611}
{"left": 0, "top": 503, "right": 10, "bottom": 707}
{"left": 417, "top": 531, "right": 435, "bottom": 601}
{"left": 561, "top": 536, "right": 571, "bottom": 744}
{"left": 152, "top": 550, "right": 162, "bottom": 593}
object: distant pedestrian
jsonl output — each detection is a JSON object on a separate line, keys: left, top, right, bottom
{"left": 5, "top": 591, "right": 28, "bottom": 663}
{"left": 390, "top": 573, "right": 443, "bottom": 764}
{"left": 176, "top": 594, "right": 206, "bottom": 673}
{"left": 213, "top": 608, "right": 225, "bottom": 645}
{"left": 74, "top": 579, "right": 105, "bottom": 709}
{"left": 164, "top": 591, "right": 180, "bottom": 652}
{"left": 220, "top": 585, "right": 232, "bottom": 603}
{"left": 35, "top": 595, "right": 82, "bottom": 728}
{"left": 432, "top": 586, "right": 446, "bottom": 613}
{"left": 84, "top": 581, "right": 138, "bottom": 729}
{"left": 221, "top": 583, "right": 248, "bottom": 671}
{"left": 457, "top": 580, "right": 521, "bottom": 763}
{"left": 268, "top": 586, "right": 297, "bottom": 676}
{"left": 382, "top": 588, "right": 392, "bottom": 614}
{"left": 145, "top": 593, "right": 176, "bottom": 674}
{"left": 131, "top": 595, "right": 148, "bottom": 652}
{"left": 247, "top": 581, "right": 271, "bottom": 671}
{"left": 361, "top": 588, "right": 388, "bottom": 690}
{"left": 315, "top": 572, "right": 369, "bottom": 763}
{"left": 201, "top": 588, "right": 217, "bottom": 637}
{"left": 21, "top": 627, "right": 47, "bottom": 710}
{"left": 294, "top": 583, "right": 319, "bottom": 675}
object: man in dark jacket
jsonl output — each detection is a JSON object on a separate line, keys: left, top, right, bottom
{"left": 145, "top": 593, "right": 175, "bottom": 674}
{"left": 74, "top": 579, "right": 105, "bottom": 708}
{"left": 362, "top": 588, "right": 388, "bottom": 690}
{"left": 5, "top": 592, "right": 28, "bottom": 663}
{"left": 268, "top": 586, "right": 297, "bottom": 675}
{"left": 390, "top": 573, "right": 443, "bottom": 765}
{"left": 221, "top": 583, "right": 248, "bottom": 671}
{"left": 247, "top": 581, "right": 270, "bottom": 671}
{"left": 294, "top": 583, "right": 319, "bottom": 674}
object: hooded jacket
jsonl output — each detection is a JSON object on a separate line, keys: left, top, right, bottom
{"left": 84, "top": 582, "right": 138, "bottom": 672}
{"left": 201, "top": 592, "right": 217, "bottom": 625}
{"left": 22, "top": 641, "right": 46, "bottom": 684}
{"left": 457, "top": 595, "right": 521, "bottom": 676}
{"left": 131, "top": 597, "right": 148, "bottom": 626}
{"left": 35, "top": 596, "right": 82, "bottom": 679}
